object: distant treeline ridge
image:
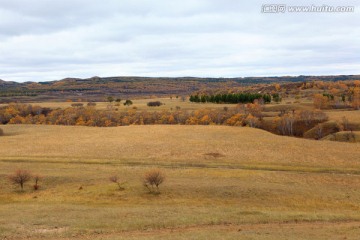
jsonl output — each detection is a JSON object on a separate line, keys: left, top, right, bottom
{"left": 189, "top": 93, "right": 272, "bottom": 104}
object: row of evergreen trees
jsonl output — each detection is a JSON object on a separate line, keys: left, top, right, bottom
{"left": 189, "top": 93, "right": 271, "bottom": 104}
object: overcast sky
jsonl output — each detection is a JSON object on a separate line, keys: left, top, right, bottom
{"left": 0, "top": 0, "right": 359, "bottom": 82}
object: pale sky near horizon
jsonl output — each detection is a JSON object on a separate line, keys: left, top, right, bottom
{"left": 0, "top": 0, "right": 359, "bottom": 82}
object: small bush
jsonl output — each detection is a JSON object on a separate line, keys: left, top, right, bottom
{"left": 142, "top": 169, "right": 165, "bottom": 194}
{"left": 71, "top": 103, "right": 84, "bottom": 108}
{"left": 123, "top": 100, "right": 133, "bottom": 106}
{"left": 147, "top": 101, "right": 162, "bottom": 107}
{"left": 33, "top": 175, "right": 42, "bottom": 191}
{"left": 109, "top": 175, "right": 126, "bottom": 190}
{"left": 87, "top": 102, "right": 97, "bottom": 107}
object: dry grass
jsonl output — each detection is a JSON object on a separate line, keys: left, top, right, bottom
{"left": 5, "top": 98, "right": 235, "bottom": 112}
{"left": 323, "top": 131, "right": 360, "bottom": 143}
{"left": 2, "top": 96, "right": 315, "bottom": 113}
{"left": 0, "top": 124, "right": 360, "bottom": 239}
{"left": 0, "top": 125, "right": 359, "bottom": 171}
{"left": 326, "top": 109, "right": 360, "bottom": 123}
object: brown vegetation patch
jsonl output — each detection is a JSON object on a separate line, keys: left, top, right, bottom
{"left": 204, "top": 152, "right": 225, "bottom": 158}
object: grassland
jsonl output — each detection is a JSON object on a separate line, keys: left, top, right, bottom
{"left": 6, "top": 97, "right": 235, "bottom": 112}
{"left": 0, "top": 124, "right": 360, "bottom": 239}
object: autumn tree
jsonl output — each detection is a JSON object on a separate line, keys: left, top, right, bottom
{"left": 274, "top": 83, "right": 281, "bottom": 91}
{"left": 352, "top": 87, "right": 360, "bottom": 110}
{"left": 274, "top": 113, "right": 295, "bottom": 136}
{"left": 226, "top": 113, "right": 244, "bottom": 126}
{"left": 245, "top": 102, "right": 263, "bottom": 119}
{"left": 245, "top": 114, "right": 259, "bottom": 128}
{"left": 313, "top": 94, "right": 329, "bottom": 109}
{"left": 8, "top": 169, "right": 32, "bottom": 190}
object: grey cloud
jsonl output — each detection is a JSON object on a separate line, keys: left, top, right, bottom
{"left": 0, "top": 0, "right": 359, "bottom": 82}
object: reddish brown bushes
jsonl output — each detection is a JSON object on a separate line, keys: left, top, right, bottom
{"left": 142, "top": 169, "right": 165, "bottom": 194}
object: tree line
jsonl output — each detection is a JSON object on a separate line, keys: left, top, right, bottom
{"left": 0, "top": 103, "right": 333, "bottom": 139}
{"left": 189, "top": 93, "right": 272, "bottom": 104}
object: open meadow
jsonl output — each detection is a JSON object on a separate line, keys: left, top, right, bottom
{"left": 1, "top": 124, "right": 360, "bottom": 239}
{"left": 1, "top": 0, "right": 360, "bottom": 238}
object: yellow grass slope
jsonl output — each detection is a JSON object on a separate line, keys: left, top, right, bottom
{"left": 1, "top": 125, "right": 360, "bottom": 240}
{"left": 0, "top": 124, "right": 359, "bottom": 172}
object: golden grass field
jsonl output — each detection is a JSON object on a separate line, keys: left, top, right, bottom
{"left": 0, "top": 124, "right": 360, "bottom": 239}
{"left": 0, "top": 96, "right": 313, "bottom": 112}
{"left": 10, "top": 98, "right": 236, "bottom": 112}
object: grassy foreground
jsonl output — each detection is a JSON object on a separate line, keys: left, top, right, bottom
{"left": 0, "top": 125, "right": 360, "bottom": 239}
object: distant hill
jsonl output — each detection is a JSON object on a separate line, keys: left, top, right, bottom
{"left": 0, "top": 75, "right": 359, "bottom": 102}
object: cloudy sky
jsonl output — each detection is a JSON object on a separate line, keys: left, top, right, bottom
{"left": 0, "top": 0, "right": 359, "bottom": 82}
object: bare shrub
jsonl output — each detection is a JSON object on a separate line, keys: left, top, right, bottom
{"left": 33, "top": 174, "right": 42, "bottom": 191}
{"left": 314, "top": 124, "right": 324, "bottom": 140}
{"left": 8, "top": 169, "right": 32, "bottom": 190}
{"left": 342, "top": 116, "right": 350, "bottom": 131}
{"left": 109, "top": 175, "right": 126, "bottom": 190}
{"left": 87, "top": 102, "right": 97, "bottom": 107}
{"left": 204, "top": 152, "right": 225, "bottom": 158}
{"left": 143, "top": 169, "right": 165, "bottom": 194}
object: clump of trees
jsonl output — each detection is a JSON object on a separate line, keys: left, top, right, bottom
{"left": 189, "top": 93, "right": 271, "bottom": 104}
{"left": 312, "top": 84, "right": 360, "bottom": 110}
{"left": 0, "top": 100, "right": 336, "bottom": 140}
{"left": 8, "top": 169, "right": 43, "bottom": 191}
{"left": 142, "top": 169, "right": 165, "bottom": 194}
{"left": 273, "top": 110, "right": 328, "bottom": 136}
{"left": 147, "top": 101, "right": 163, "bottom": 107}
{"left": 272, "top": 93, "right": 282, "bottom": 103}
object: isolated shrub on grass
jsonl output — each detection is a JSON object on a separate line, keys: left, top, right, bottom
{"left": 109, "top": 175, "right": 126, "bottom": 190}
{"left": 33, "top": 175, "right": 43, "bottom": 191}
{"left": 8, "top": 169, "right": 32, "bottom": 191}
{"left": 87, "top": 102, "right": 97, "bottom": 107}
{"left": 142, "top": 169, "right": 165, "bottom": 194}
{"left": 147, "top": 101, "right": 162, "bottom": 107}
{"left": 123, "top": 100, "right": 133, "bottom": 106}
{"left": 71, "top": 103, "right": 84, "bottom": 108}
